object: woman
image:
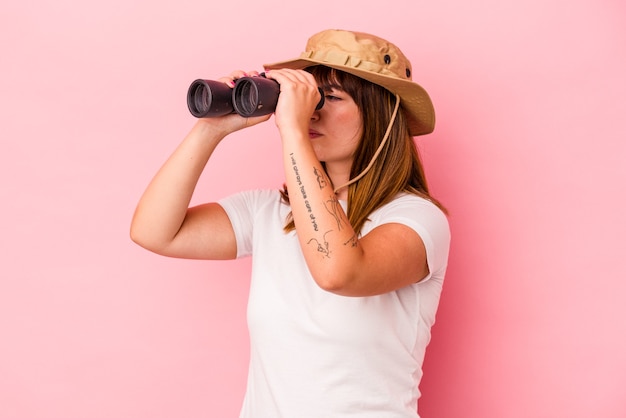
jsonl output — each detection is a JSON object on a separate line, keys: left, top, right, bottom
{"left": 131, "top": 29, "right": 450, "bottom": 418}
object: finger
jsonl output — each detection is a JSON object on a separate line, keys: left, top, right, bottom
{"left": 266, "top": 69, "right": 317, "bottom": 88}
{"left": 264, "top": 70, "right": 298, "bottom": 89}
{"left": 217, "top": 70, "right": 257, "bottom": 87}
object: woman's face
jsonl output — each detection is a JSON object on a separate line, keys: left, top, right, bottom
{"left": 308, "top": 86, "right": 363, "bottom": 169}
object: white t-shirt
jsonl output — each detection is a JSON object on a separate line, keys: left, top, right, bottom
{"left": 219, "top": 189, "right": 450, "bottom": 418}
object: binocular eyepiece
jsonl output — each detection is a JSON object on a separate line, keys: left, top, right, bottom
{"left": 187, "top": 74, "right": 325, "bottom": 118}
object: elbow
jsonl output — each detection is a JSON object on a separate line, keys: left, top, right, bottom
{"left": 129, "top": 216, "right": 145, "bottom": 245}
{"left": 316, "top": 278, "right": 341, "bottom": 293}
{"left": 307, "top": 254, "right": 364, "bottom": 296}
{"left": 302, "top": 241, "right": 370, "bottom": 295}
{"left": 129, "top": 224, "right": 148, "bottom": 249}
{"left": 313, "top": 271, "right": 356, "bottom": 296}
{"left": 129, "top": 226, "right": 142, "bottom": 247}
{"left": 129, "top": 211, "right": 160, "bottom": 252}
{"left": 129, "top": 212, "right": 144, "bottom": 245}
{"left": 129, "top": 222, "right": 161, "bottom": 253}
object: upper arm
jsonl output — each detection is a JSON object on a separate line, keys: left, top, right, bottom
{"left": 325, "top": 222, "right": 429, "bottom": 297}
{"left": 150, "top": 202, "right": 237, "bottom": 260}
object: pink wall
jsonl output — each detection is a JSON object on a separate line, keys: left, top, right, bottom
{"left": 1, "top": 0, "right": 625, "bottom": 417}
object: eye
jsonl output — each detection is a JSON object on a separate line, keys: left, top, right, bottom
{"left": 323, "top": 89, "right": 344, "bottom": 101}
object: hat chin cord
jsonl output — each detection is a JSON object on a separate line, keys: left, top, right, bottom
{"left": 333, "top": 93, "right": 401, "bottom": 194}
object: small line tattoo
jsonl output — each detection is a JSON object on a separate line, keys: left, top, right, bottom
{"left": 324, "top": 197, "right": 344, "bottom": 230}
{"left": 343, "top": 234, "right": 358, "bottom": 248}
{"left": 314, "top": 167, "right": 328, "bottom": 190}
{"left": 307, "top": 230, "right": 332, "bottom": 258}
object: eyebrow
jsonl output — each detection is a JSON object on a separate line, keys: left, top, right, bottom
{"left": 320, "top": 83, "right": 344, "bottom": 92}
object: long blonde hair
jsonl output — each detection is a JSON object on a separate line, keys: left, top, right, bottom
{"left": 281, "top": 66, "right": 446, "bottom": 234}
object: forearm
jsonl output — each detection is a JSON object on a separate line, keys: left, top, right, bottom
{"left": 130, "top": 120, "right": 225, "bottom": 248}
{"left": 282, "top": 135, "right": 362, "bottom": 290}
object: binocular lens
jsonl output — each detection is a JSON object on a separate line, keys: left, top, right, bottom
{"left": 232, "top": 77, "right": 279, "bottom": 117}
{"left": 186, "top": 79, "right": 234, "bottom": 118}
{"left": 188, "top": 81, "right": 211, "bottom": 116}
{"left": 235, "top": 80, "right": 259, "bottom": 117}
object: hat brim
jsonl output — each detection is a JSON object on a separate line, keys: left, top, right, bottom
{"left": 264, "top": 58, "right": 435, "bottom": 136}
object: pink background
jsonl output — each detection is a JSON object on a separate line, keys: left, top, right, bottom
{"left": 2, "top": 0, "right": 625, "bottom": 417}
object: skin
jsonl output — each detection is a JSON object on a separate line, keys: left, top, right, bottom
{"left": 130, "top": 68, "right": 429, "bottom": 297}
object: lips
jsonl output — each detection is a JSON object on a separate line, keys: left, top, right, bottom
{"left": 309, "top": 129, "right": 321, "bottom": 138}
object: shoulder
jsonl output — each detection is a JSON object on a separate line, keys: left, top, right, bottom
{"left": 368, "top": 193, "right": 449, "bottom": 234}
{"left": 217, "top": 189, "right": 288, "bottom": 258}
{"left": 218, "top": 188, "right": 284, "bottom": 211}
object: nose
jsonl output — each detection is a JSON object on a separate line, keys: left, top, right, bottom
{"left": 310, "top": 108, "right": 320, "bottom": 121}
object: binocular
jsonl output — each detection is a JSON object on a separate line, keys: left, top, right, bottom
{"left": 187, "top": 74, "right": 325, "bottom": 118}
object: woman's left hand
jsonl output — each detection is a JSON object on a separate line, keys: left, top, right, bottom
{"left": 263, "top": 69, "right": 322, "bottom": 136}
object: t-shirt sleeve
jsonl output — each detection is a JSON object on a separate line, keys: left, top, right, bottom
{"left": 218, "top": 189, "right": 276, "bottom": 258}
{"left": 374, "top": 195, "right": 451, "bottom": 283}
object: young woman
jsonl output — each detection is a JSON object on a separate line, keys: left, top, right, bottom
{"left": 131, "top": 29, "right": 450, "bottom": 418}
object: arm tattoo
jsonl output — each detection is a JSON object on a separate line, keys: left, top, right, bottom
{"left": 313, "top": 167, "right": 328, "bottom": 190}
{"left": 324, "top": 197, "right": 345, "bottom": 231}
{"left": 343, "top": 234, "right": 359, "bottom": 248}
{"left": 308, "top": 230, "right": 332, "bottom": 258}
{"left": 290, "top": 153, "right": 307, "bottom": 199}
{"left": 289, "top": 154, "right": 345, "bottom": 252}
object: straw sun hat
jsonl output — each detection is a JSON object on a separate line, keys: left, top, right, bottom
{"left": 264, "top": 29, "right": 435, "bottom": 136}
